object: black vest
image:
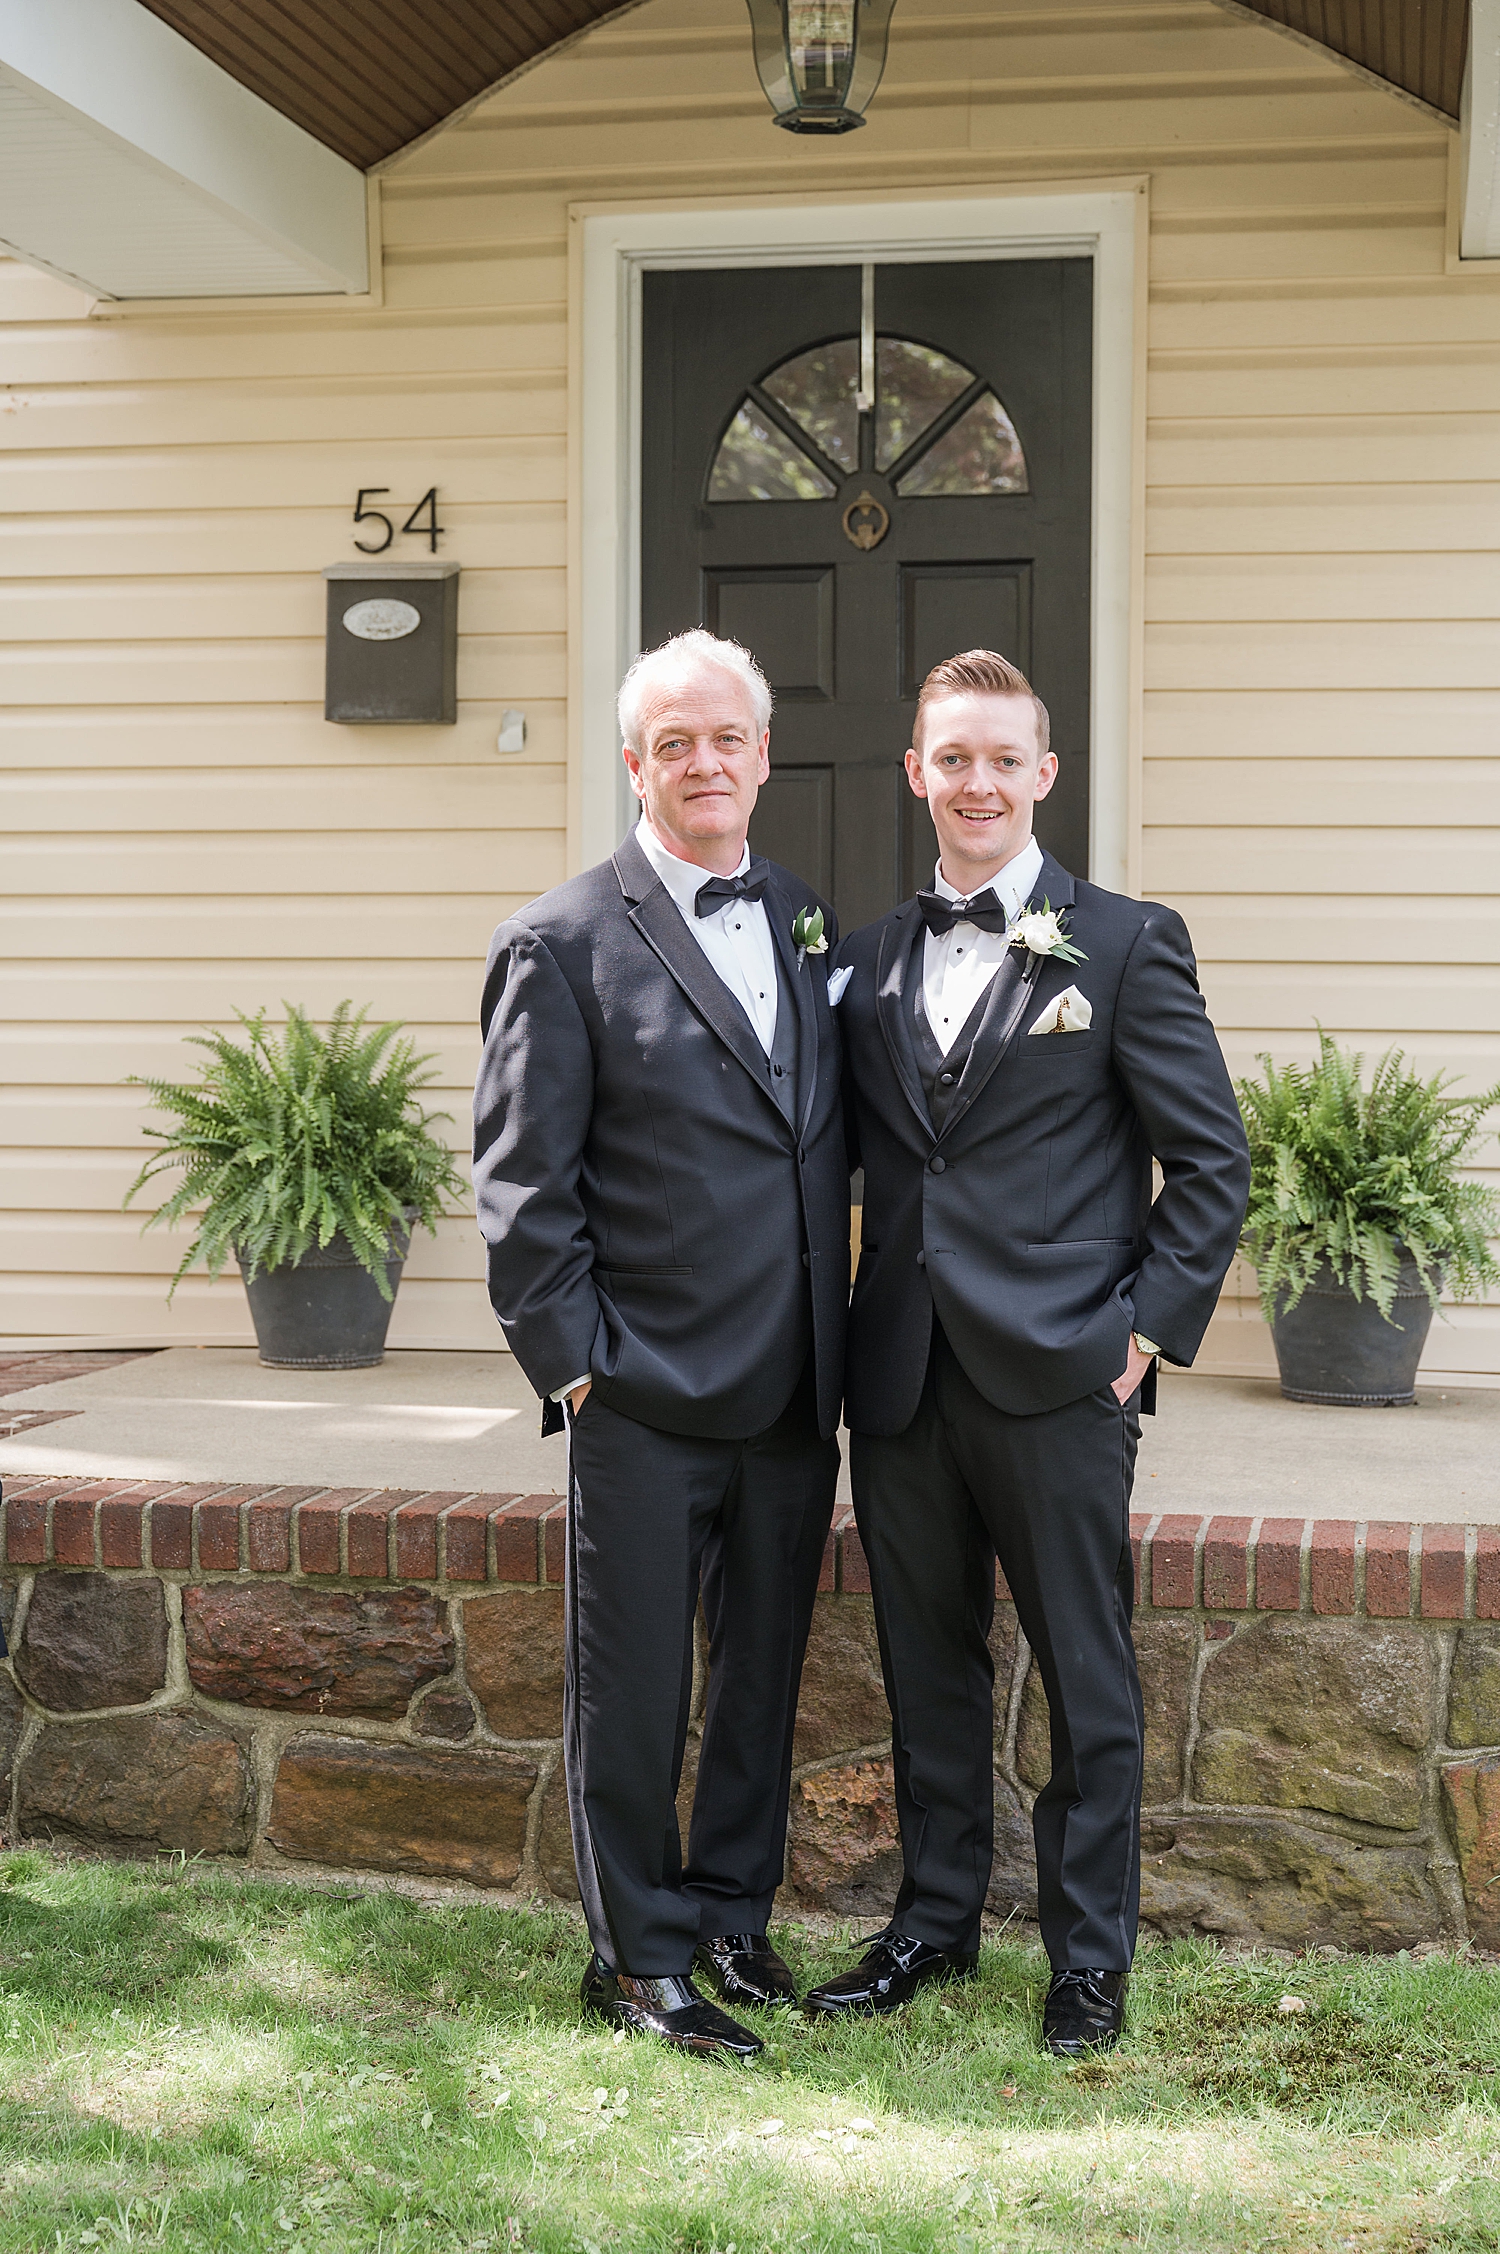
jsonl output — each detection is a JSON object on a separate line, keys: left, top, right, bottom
{"left": 765, "top": 942, "right": 813, "bottom": 1362}
{"left": 909, "top": 927, "right": 997, "bottom": 1134}
{"left": 753, "top": 935, "right": 798, "bottom": 1128}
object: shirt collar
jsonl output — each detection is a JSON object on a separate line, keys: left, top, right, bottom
{"left": 635, "top": 818, "right": 751, "bottom": 920}
{"left": 933, "top": 835, "right": 1044, "bottom": 926}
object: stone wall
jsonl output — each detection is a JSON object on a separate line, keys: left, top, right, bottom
{"left": 3, "top": 1471, "right": 1499, "bottom": 1952}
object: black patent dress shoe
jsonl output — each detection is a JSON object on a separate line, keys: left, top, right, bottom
{"left": 694, "top": 1933, "right": 799, "bottom": 2009}
{"left": 1042, "top": 1968, "right": 1128, "bottom": 2056}
{"left": 801, "top": 1931, "right": 977, "bottom": 2018}
{"left": 580, "top": 1954, "right": 763, "bottom": 2061}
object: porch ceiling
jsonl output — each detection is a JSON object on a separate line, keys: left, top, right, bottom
{"left": 1230, "top": 0, "right": 1468, "bottom": 123}
{"left": 134, "top": 0, "right": 644, "bottom": 170}
{"left": 138, "top": 0, "right": 1469, "bottom": 168}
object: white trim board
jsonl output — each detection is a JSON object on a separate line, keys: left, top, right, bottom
{"left": 0, "top": 0, "right": 367, "bottom": 296}
{"left": 1460, "top": 0, "right": 1500, "bottom": 262}
{"left": 571, "top": 185, "right": 1146, "bottom": 895}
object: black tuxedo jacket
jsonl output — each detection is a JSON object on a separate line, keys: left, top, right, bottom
{"left": 838, "top": 851, "right": 1250, "bottom": 1432}
{"left": 474, "top": 831, "right": 848, "bottom": 1442}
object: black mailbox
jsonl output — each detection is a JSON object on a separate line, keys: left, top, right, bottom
{"left": 323, "top": 561, "right": 460, "bottom": 724}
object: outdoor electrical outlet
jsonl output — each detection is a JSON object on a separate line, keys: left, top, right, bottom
{"left": 497, "top": 709, "right": 528, "bottom": 755}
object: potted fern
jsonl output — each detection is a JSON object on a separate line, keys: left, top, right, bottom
{"left": 1237, "top": 1032, "right": 1500, "bottom": 1405}
{"left": 126, "top": 1003, "right": 467, "bottom": 1369}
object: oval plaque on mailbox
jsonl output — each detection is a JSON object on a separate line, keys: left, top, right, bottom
{"left": 343, "top": 596, "right": 421, "bottom": 641}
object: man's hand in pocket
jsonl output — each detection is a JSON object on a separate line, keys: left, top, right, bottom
{"left": 570, "top": 1381, "right": 592, "bottom": 1416}
{"left": 1111, "top": 1340, "right": 1153, "bottom": 1405}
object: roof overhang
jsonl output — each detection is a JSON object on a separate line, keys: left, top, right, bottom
{"left": 0, "top": 0, "right": 368, "bottom": 298}
{"left": 134, "top": 1, "right": 642, "bottom": 175}
{"left": 1216, "top": 0, "right": 1467, "bottom": 124}
{"left": 1215, "top": 0, "right": 1500, "bottom": 265}
{"left": 1, "top": 0, "right": 1494, "bottom": 299}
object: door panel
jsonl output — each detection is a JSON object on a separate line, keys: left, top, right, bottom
{"left": 641, "top": 258, "right": 1092, "bottom": 927}
{"left": 750, "top": 766, "right": 834, "bottom": 902}
{"left": 900, "top": 562, "right": 1031, "bottom": 699}
{"left": 705, "top": 568, "right": 834, "bottom": 700}
{"left": 834, "top": 762, "right": 906, "bottom": 933}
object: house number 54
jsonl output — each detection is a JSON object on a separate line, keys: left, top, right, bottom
{"left": 352, "top": 487, "right": 444, "bottom": 555}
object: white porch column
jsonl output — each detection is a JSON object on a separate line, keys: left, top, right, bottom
{"left": 1461, "top": 0, "right": 1500, "bottom": 258}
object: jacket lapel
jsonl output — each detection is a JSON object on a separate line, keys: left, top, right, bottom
{"left": 874, "top": 901, "right": 934, "bottom": 1140}
{"left": 939, "top": 852, "right": 1079, "bottom": 1139}
{"left": 764, "top": 871, "right": 820, "bottom": 1138}
{"left": 613, "top": 833, "right": 786, "bottom": 1122}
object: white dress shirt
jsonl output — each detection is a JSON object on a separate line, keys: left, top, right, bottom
{"left": 633, "top": 818, "right": 780, "bottom": 1055}
{"left": 921, "top": 834, "right": 1044, "bottom": 1058}
{"left": 551, "top": 818, "right": 781, "bottom": 1405}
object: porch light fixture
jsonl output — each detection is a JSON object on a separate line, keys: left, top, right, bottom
{"left": 745, "top": 0, "right": 898, "bottom": 134}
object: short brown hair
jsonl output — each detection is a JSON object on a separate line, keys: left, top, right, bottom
{"left": 914, "top": 649, "right": 1050, "bottom": 757}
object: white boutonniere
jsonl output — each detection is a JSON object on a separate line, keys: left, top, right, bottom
{"left": 1009, "top": 898, "right": 1087, "bottom": 968}
{"left": 792, "top": 906, "right": 828, "bottom": 969}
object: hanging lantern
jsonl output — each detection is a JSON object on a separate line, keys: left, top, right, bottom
{"left": 745, "top": 0, "right": 898, "bottom": 135}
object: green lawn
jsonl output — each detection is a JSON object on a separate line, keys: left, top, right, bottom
{"left": 0, "top": 1852, "right": 1497, "bottom": 2253}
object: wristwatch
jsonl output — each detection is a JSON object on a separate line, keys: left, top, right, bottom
{"left": 1132, "top": 1332, "right": 1160, "bottom": 1358}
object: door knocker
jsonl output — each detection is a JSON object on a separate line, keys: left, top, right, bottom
{"left": 841, "top": 490, "right": 890, "bottom": 551}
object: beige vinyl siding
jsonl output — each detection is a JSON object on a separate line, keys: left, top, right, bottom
{"left": 3, "top": 0, "right": 1498, "bottom": 1374}
{"left": 0, "top": 203, "right": 570, "bottom": 1343}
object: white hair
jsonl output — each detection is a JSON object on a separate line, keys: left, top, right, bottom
{"left": 617, "top": 629, "right": 773, "bottom": 755}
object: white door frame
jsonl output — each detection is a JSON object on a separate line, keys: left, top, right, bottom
{"left": 569, "top": 182, "right": 1147, "bottom": 894}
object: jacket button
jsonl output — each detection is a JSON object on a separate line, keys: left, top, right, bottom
{"left": 772, "top": 1063, "right": 785, "bottom": 1077}
{"left": 802, "top": 1252, "right": 810, "bottom": 1267}
{"left": 939, "top": 1071, "right": 954, "bottom": 1086}
{"left": 916, "top": 1250, "right": 926, "bottom": 1266}
{"left": 928, "top": 1155, "right": 946, "bottom": 1174}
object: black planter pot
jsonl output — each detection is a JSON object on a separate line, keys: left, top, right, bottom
{"left": 1269, "top": 1250, "right": 1436, "bottom": 1407}
{"left": 235, "top": 1218, "right": 412, "bottom": 1370}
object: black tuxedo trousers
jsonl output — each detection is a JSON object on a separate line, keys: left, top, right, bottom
{"left": 853, "top": 1323, "right": 1143, "bottom": 1968}
{"left": 565, "top": 1360, "right": 838, "bottom": 1974}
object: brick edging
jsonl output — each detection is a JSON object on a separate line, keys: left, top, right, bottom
{"left": 0, "top": 1476, "right": 568, "bottom": 1586}
{"left": 1129, "top": 1510, "right": 1498, "bottom": 1621}
{"left": 0, "top": 1476, "right": 1495, "bottom": 1619}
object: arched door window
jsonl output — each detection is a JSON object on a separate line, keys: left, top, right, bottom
{"left": 707, "top": 335, "right": 1028, "bottom": 501}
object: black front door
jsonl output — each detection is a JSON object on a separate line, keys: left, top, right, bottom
{"left": 641, "top": 257, "right": 1093, "bottom": 931}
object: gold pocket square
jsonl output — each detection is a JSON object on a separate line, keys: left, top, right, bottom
{"left": 1028, "top": 985, "right": 1093, "bottom": 1036}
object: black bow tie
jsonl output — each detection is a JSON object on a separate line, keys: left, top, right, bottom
{"left": 916, "top": 887, "right": 1010, "bottom": 938}
{"left": 694, "top": 861, "right": 770, "bottom": 918}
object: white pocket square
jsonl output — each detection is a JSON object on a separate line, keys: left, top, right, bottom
{"left": 827, "top": 965, "right": 853, "bottom": 1007}
{"left": 1028, "top": 984, "right": 1092, "bottom": 1036}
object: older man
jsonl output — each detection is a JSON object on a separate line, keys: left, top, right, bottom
{"left": 473, "top": 629, "right": 848, "bottom": 2061}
